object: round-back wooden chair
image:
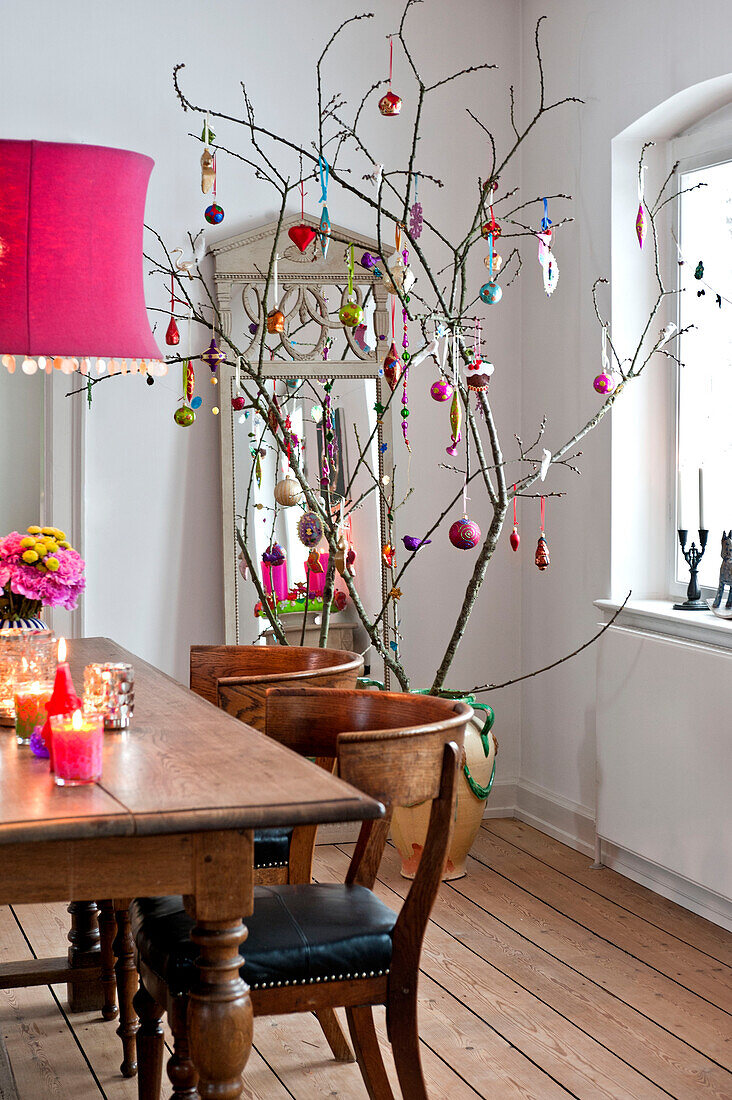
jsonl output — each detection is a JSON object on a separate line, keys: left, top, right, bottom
{"left": 129, "top": 687, "right": 472, "bottom": 1100}
{"left": 103, "top": 644, "right": 364, "bottom": 1078}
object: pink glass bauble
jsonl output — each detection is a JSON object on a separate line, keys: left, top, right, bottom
{"left": 165, "top": 316, "right": 180, "bottom": 346}
{"left": 510, "top": 526, "right": 520, "bottom": 552}
{"left": 593, "top": 371, "right": 616, "bottom": 395}
{"left": 288, "top": 223, "right": 317, "bottom": 253}
{"left": 204, "top": 203, "right": 224, "bottom": 224}
{"left": 449, "top": 518, "right": 481, "bottom": 550}
{"left": 379, "top": 90, "right": 402, "bottom": 116}
{"left": 430, "top": 379, "right": 453, "bottom": 402}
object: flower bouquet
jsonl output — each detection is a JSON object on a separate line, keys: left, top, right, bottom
{"left": 0, "top": 525, "right": 86, "bottom": 626}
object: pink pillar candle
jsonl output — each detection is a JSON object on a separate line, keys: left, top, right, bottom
{"left": 14, "top": 683, "right": 53, "bottom": 746}
{"left": 49, "top": 710, "right": 103, "bottom": 786}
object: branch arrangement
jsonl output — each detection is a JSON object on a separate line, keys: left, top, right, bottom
{"left": 143, "top": 1, "right": 688, "bottom": 696}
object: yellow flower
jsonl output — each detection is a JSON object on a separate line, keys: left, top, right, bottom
{"left": 22, "top": 550, "right": 39, "bottom": 563}
{"left": 41, "top": 527, "right": 56, "bottom": 536}
{"left": 43, "top": 540, "right": 59, "bottom": 553}
{"left": 34, "top": 543, "right": 48, "bottom": 558}
{"left": 19, "top": 537, "right": 35, "bottom": 549}
{"left": 59, "top": 541, "right": 70, "bottom": 549}
{"left": 54, "top": 529, "right": 66, "bottom": 541}
{"left": 27, "top": 525, "right": 41, "bottom": 535}
{"left": 45, "top": 557, "right": 59, "bottom": 572}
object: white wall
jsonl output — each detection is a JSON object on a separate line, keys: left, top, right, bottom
{"left": 0, "top": 0, "right": 523, "bottom": 785}
{"left": 518, "top": 0, "right": 732, "bottom": 822}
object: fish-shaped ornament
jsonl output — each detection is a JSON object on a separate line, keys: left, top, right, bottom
{"left": 636, "top": 203, "right": 645, "bottom": 248}
{"left": 446, "top": 390, "right": 462, "bottom": 456}
{"left": 383, "top": 342, "right": 403, "bottom": 392}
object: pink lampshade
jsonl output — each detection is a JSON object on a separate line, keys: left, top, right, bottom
{"left": 0, "top": 140, "right": 162, "bottom": 369}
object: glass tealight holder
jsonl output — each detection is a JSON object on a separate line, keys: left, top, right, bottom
{"left": 0, "top": 628, "right": 55, "bottom": 727}
{"left": 14, "top": 678, "right": 54, "bottom": 746}
{"left": 83, "top": 662, "right": 134, "bottom": 730}
{"left": 49, "top": 711, "right": 103, "bottom": 785}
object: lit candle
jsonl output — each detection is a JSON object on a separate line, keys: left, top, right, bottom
{"left": 42, "top": 638, "right": 81, "bottom": 770}
{"left": 14, "top": 679, "right": 53, "bottom": 746}
{"left": 49, "top": 708, "right": 103, "bottom": 786}
{"left": 698, "top": 467, "right": 705, "bottom": 531}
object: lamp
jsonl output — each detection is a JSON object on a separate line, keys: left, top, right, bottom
{"left": 0, "top": 139, "right": 164, "bottom": 376}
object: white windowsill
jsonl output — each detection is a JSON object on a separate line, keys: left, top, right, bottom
{"left": 595, "top": 597, "right": 732, "bottom": 651}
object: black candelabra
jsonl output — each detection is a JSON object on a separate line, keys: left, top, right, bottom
{"left": 673, "top": 529, "right": 709, "bottom": 610}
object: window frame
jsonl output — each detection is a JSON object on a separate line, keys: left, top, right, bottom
{"left": 668, "top": 113, "right": 732, "bottom": 599}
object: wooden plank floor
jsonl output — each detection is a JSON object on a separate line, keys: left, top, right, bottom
{"left": 2, "top": 819, "right": 732, "bottom": 1098}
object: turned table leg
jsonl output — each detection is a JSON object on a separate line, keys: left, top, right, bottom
{"left": 113, "top": 901, "right": 139, "bottom": 1078}
{"left": 187, "top": 917, "right": 251, "bottom": 1100}
{"left": 67, "top": 901, "right": 103, "bottom": 1013}
{"left": 97, "top": 899, "right": 118, "bottom": 1021}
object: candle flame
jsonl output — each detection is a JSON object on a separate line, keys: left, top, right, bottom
{"left": 72, "top": 708, "right": 82, "bottom": 731}
{"left": 58, "top": 638, "right": 66, "bottom": 663}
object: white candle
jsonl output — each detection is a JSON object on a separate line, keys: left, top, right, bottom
{"left": 698, "top": 467, "right": 705, "bottom": 530}
{"left": 677, "top": 471, "right": 685, "bottom": 530}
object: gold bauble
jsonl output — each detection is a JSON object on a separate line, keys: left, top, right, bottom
{"left": 273, "top": 475, "right": 302, "bottom": 508}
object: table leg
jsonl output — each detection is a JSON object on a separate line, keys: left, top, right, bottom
{"left": 97, "top": 899, "right": 118, "bottom": 1021}
{"left": 67, "top": 901, "right": 103, "bottom": 1012}
{"left": 187, "top": 918, "right": 251, "bottom": 1100}
{"left": 113, "top": 901, "right": 139, "bottom": 1077}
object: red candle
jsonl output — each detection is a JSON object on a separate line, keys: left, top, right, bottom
{"left": 42, "top": 638, "right": 81, "bottom": 769}
{"left": 50, "top": 708, "right": 103, "bottom": 786}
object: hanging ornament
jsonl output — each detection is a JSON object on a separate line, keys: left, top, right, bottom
{"left": 537, "top": 199, "right": 559, "bottom": 297}
{"left": 465, "top": 319, "right": 494, "bottom": 393}
{"left": 266, "top": 253, "right": 285, "bottom": 333}
{"left": 166, "top": 275, "right": 181, "bottom": 345}
{"left": 383, "top": 341, "right": 402, "bottom": 392}
{"left": 535, "top": 496, "right": 550, "bottom": 570}
{"left": 202, "top": 337, "right": 224, "bottom": 373}
{"left": 382, "top": 543, "right": 396, "bottom": 567}
{"left": 288, "top": 176, "right": 317, "bottom": 252}
{"left": 694, "top": 260, "right": 704, "bottom": 281}
{"left": 317, "top": 156, "right": 331, "bottom": 259}
{"left": 353, "top": 323, "right": 371, "bottom": 353}
{"left": 339, "top": 244, "right": 364, "bottom": 327}
{"left": 262, "top": 542, "right": 287, "bottom": 567}
{"left": 165, "top": 316, "right": 180, "bottom": 346}
{"left": 201, "top": 148, "right": 215, "bottom": 194}
{"left": 378, "top": 41, "right": 402, "bottom": 115}
{"left": 307, "top": 548, "right": 324, "bottom": 573}
{"left": 449, "top": 518, "right": 481, "bottom": 550}
{"left": 204, "top": 147, "right": 224, "bottom": 223}
{"left": 446, "top": 390, "right": 462, "bottom": 456}
{"left": 481, "top": 221, "right": 501, "bottom": 240}
{"left": 174, "top": 405, "right": 195, "bottom": 427}
{"left": 185, "top": 361, "right": 195, "bottom": 403}
{"left": 636, "top": 165, "right": 647, "bottom": 248}
{"left": 479, "top": 232, "right": 502, "bottom": 303}
{"left": 360, "top": 251, "right": 378, "bottom": 271}
{"left": 409, "top": 172, "right": 423, "bottom": 238}
{"left": 400, "top": 286, "right": 412, "bottom": 450}
{"left": 237, "top": 549, "right": 248, "bottom": 580}
{"left": 298, "top": 511, "right": 323, "bottom": 548}
{"left": 431, "top": 378, "right": 453, "bottom": 401}
{"left": 205, "top": 202, "right": 224, "bottom": 225}
{"left": 510, "top": 485, "right": 520, "bottom": 551}
{"left": 483, "top": 250, "right": 503, "bottom": 273}
{"left": 232, "top": 355, "right": 246, "bottom": 410}
{"left": 274, "top": 473, "right": 302, "bottom": 507}
{"left": 593, "top": 324, "right": 616, "bottom": 395}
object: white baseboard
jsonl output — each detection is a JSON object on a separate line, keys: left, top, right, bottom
{"left": 513, "top": 778, "right": 596, "bottom": 856}
{"left": 480, "top": 778, "right": 517, "bottom": 819}
{"left": 599, "top": 839, "right": 732, "bottom": 933}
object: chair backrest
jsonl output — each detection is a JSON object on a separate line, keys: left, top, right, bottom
{"left": 265, "top": 686, "right": 467, "bottom": 986}
{"left": 189, "top": 644, "right": 364, "bottom": 730}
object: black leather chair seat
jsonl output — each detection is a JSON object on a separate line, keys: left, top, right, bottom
{"left": 253, "top": 827, "right": 292, "bottom": 869}
{"left": 130, "top": 884, "right": 396, "bottom": 997}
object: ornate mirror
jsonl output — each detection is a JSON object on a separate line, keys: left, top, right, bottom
{"left": 212, "top": 214, "right": 397, "bottom": 681}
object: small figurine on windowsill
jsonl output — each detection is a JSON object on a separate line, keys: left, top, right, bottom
{"left": 708, "top": 531, "right": 732, "bottom": 618}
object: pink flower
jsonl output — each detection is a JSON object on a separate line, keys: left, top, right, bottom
{"left": 0, "top": 531, "right": 86, "bottom": 611}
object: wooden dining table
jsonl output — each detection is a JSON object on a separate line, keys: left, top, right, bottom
{"left": 0, "top": 637, "right": 384, "bottom": 1100}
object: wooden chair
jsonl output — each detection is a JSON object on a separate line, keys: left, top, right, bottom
{"left": 129, "top": 686, "right": 471, "bottom": 1100}
{"left": 101, "top": 645, "right": 363, "bottom": 1076}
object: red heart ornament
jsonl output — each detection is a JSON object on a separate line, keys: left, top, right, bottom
{"left": 288, "top": 224, "right": 317, "bottom": 253}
